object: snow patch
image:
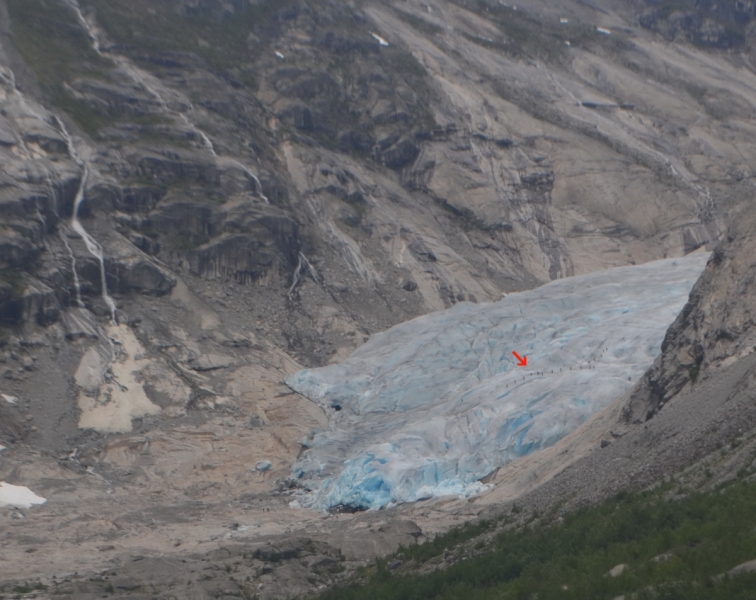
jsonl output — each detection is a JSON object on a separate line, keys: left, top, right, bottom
{"left": 2, "top": 394, "right": 18, "bottom": 404}
{"left": 287, "top": 253, "right": 710, "bottom": 511}
{"left": 597, "top": 27, "right": 612, "bottom": 35}
{"left": 0, "top": 482, "right": 46, "bottom": 509}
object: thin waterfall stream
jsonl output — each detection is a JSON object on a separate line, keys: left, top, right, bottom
{"left": 65, "top": 0, "right": 269, "bottom": 204}
{"left": 55, "top": 116, "right": 117, "bottom": 323}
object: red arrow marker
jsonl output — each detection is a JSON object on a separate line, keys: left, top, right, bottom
{"left": 512, "top": 351, "right": 527, "bottom": 367}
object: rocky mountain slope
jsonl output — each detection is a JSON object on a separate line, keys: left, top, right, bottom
{"left": 2, "top": 0, "right": 756, "bottom": 597}
{"left": 476, "top": 198, "right": 756, "bottom": 518}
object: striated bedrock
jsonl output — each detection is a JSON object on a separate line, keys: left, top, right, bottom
{"left": 624, "top": 202, "right": 756, "bottom": 423}
{"left": 287, "top": 252, "right": 710, "bottom": 510}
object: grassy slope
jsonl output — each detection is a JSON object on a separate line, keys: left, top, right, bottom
{"left": 315, "top": 478, "right": 756, "bottom": 600}
{"left": 5, "top": 0, "right": 115, "bottom": 136}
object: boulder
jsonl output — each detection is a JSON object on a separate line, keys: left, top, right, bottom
{"left": 119, "top": 259, "right": 176, "bottom": 296}
{"left": 728, "top": 558, "right": 756, "bottom": 576}
{"left": 189, "top": 353, "right": 234, "bottom": 371}
{"left": 607, "top": 564, "right": 629, "bottom": 577}
{"left": 61, "top": 308, "right": 101, "bottom": 341}
{"left": 74, "top": 344, "right": 110, "bottom": 393}
{"left": 382, "top": 138, "right": 420, "bottom": 169}
{"left": 20, "top": 279, "right": 60, "bottom": 325}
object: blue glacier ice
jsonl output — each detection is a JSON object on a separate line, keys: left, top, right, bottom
{"left": 286, "top": 253, "right": 710, "bottom": 511}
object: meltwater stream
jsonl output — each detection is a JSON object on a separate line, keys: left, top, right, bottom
{"left": 286, "top": 252, "right": 710, "bottom": 511}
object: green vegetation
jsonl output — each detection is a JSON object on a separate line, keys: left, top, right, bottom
{"left": 0, "top": 268, "right": 27, "bottom": 296}
{"left": 167, "top": 230, "right": 210, "bottom": 251}
{"left": 652, "top": 1, "right": 746, "bottom": 47}
{"left": 446, "top": 0, "right": 632, "bottom": 67}
{"left": 10, "top": 582, "right": 47, "bottom": 594}
{"left": 84, "top": 0, "right": 294, "bottom": 72}
{"left": 6, "top": 0, "right": 112, "bottom": 86}
{"left": 5, "top": 0, "right": 114, "bottom": 135}
{"left": 314, "top": 478, "right": 756, "bottom": 600}
{"left": 447, "top": 0, "right": 569, "bottom": 64}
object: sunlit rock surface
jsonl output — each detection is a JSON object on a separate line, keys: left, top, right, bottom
{"left": 287, "top": 252, "right": 710, "bottom": 510}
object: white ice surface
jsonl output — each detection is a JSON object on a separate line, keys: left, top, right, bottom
{"left": 0, "top": 482, "right": 47, "bottom": 509}
{"left": 286, "top": 253, "right": 710, "bottom": 511}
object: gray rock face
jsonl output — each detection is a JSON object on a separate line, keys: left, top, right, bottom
{"left": 61, "top": 307, "right": 100, "bottom": 340}
{"left": 119, "top": 260, "right": 176, "bottom": 295}
{"left": 624, "top": 202, "right": 756, "bottom": 422}
{"left": 189, "top": 353, "right": 235, "bottom": 371}
{"left": 134, "top": 149, "right": 221, "bottom": 186}
{"left": 0, "top": 277, "right": 59, "bottom": 326}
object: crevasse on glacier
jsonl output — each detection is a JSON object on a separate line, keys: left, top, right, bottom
{"left": 286, "top": 253, "right": 710, "bottom": 511}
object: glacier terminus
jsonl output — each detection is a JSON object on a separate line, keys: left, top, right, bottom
{"left": 286, "top": 253, "right": 711, "bottom": 511}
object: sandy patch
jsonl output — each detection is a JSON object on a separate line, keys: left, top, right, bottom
{"left": 78, "top": 324, "right": 161, "bottom": 433}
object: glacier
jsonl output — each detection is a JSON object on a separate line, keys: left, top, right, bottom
{"left": 286, "top": 253, "right": 710, "bottom": 511}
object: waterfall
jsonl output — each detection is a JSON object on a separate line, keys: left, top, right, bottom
{"left": 219, "top": 157, "right": 270, "bottom": 204}
{"left": 2, "top": 66, "right": 90, "bottom": 302}
{"left": 59, "top": 229, "right": 83, "bottom": 307}
{"left": 64, "top": 0, "right": 270, "bottom": 203}
{"left": 247, "top": 170, "right": 271, "bottom": 205}
{"left": 54, "top": 116, "right": 117, "bottom": 323}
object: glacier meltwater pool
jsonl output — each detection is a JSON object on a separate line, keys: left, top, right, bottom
{"left": 286, "top": 252, "right": 710, "bottom": 511}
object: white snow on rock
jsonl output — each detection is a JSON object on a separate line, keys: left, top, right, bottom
{"left": 2, "top": 393, "right": 18, "bottom": 404}
{"left": 0, "top": 482, "right": 47, "bottom": 509}
{"left": 286, "top": 253, "right": 710, "bottom": 511}
{"left": 597, "top": 27, "right": 612, "bottom": 35}
{"left": 371, "top": 32, "right": 389, "bottom": 46}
